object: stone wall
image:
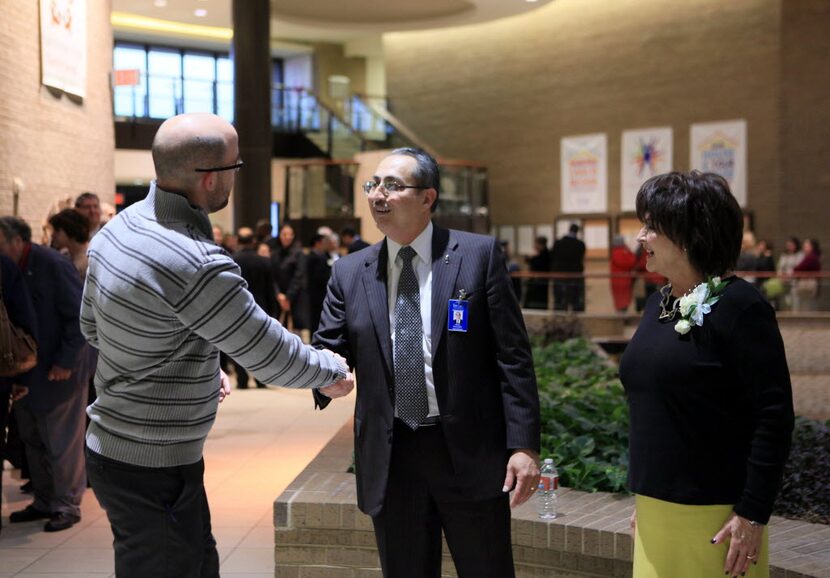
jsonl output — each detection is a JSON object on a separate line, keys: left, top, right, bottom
{"left": 0, "top": 0, "right": 115, "bottom": 230}
{"left": 383, "top": 0, "right": 830, "bottom": 263}
{"left": 274, "top": 421, "right": 830, "bottom": 577}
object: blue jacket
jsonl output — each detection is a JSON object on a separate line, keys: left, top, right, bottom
{"left": 19, "top": 244, "right": 86, "bottom": 411}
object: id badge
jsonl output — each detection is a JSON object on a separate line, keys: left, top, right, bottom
{"left": 447, "top": 299, "right": 469, "bottom": 332}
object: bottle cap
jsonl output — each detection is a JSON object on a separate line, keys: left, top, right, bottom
{"left": 544, "top": 458, "right": 553, "bottom": 464}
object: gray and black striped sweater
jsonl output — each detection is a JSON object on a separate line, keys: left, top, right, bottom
{"left": 80, "top": 183, "right": 346, "bottom": 468}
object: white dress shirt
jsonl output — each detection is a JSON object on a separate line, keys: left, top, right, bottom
{"left": 386, "top": 221, "right": 439, "bottom": 418}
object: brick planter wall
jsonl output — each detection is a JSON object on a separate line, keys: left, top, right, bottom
{"left": 274, "top": 422, "right": 830, "bottom": 578}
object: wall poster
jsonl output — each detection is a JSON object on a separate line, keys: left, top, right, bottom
{"left": 40, "top": 0, "right": 87, "bottom": 98}
{"left": 621, "top": 127, "right": 673, "bottom": 212}
{"left": 561, "top": 134, "right": 607, "bottom": 214}
{"left": 690, "top": 119, "right": 747, "bottom": 207}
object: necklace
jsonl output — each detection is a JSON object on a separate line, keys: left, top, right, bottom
{"left": 658, "top": 283, "right": 679, "bottom": 321}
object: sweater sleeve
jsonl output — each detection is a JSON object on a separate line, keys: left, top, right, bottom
{"left": 724, "top": 300, "right": 795, "bottom": 523}
{"left": 176, "top": 256, "right": 347, "bottom": 389}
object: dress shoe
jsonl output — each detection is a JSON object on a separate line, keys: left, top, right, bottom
{"left": 44, "top": 512, "right": 81, "bottom": 532}
{"left": 9, "top": 504, "right": 52, "bottom": 523}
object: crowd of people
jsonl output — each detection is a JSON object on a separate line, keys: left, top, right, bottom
{"left": 0, "top": 111, "right": 809, "bottom": 578}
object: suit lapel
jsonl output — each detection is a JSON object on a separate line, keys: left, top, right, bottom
{"left": 430, "top": 227, "right": 461, "bottom": 359}
{"left": 361, "top": 243, "right": 393, "bottom": 374}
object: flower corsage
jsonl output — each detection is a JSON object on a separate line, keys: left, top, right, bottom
{"left": 674, "top": 276, "right": 728, "bottom": 335}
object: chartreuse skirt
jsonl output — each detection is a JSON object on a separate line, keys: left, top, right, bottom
{"left": 633, "top": 495, "right": 769, "bottom": 578}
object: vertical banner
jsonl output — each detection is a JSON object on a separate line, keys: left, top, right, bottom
{"left": 621, "top": 127, "right": 673, "bottom": 212}
{"left": 561, "top": 134, "right": 607, "bottom": 214}
{"left": 40, "top": 0, "right": 87, "bottom": 98}
{"left": 690, "top": 119, "right": 747, "bottom": 207}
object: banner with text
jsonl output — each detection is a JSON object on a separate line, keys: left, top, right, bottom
{"left": 690, "top": 119, "right": 747, "bottom": 207}
{"left": 561, "top": 133, "right": 607, "bottom": 214}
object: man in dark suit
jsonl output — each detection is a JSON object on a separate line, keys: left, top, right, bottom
{"left": 232, "top": 227, "right": 278, "bottom": 389}
{"left": 551, "top": 223, "right": 586, "bottom": 311}
{"left": 313, "top": 148, "right": 541, "bottom": 577}
{"left": 0, "top": 217, "right": 87, "bottom": 532}
{"left": 340, "top": 226, "right": 370, "bottom": 254}
{"left": 305, "top": 233, "right": 332, "bottom": 335}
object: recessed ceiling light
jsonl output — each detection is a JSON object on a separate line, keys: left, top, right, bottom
{"left": 153, "top": 0, "right": 167, "bottom": 6}
{"left": 194, "top": 8, "right": 208, "bottom": 17}
{"left": 526, "top": 0, "right": 539, "bottom": 3}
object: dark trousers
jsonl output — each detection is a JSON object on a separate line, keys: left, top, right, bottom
{"left": 372, "top": 421, "right": 515, "bottom": 578}
{"left": 86, "top": 449, "right": 219, "bottom": 578}
{"left": 15, "top": 391, "right": 88, "bottom": 516}
{"left": 230, "top": 359, "right": 264, "bottom": 389}
{"left": 553, "top": 279, "right": 585, "bottom": 312}
{"left": 0, "top": 386, "right": 9, "bottom": 530}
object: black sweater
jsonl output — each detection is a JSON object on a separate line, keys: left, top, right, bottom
{"left": 619, "top": 277, "right": 794, "bottom": 523}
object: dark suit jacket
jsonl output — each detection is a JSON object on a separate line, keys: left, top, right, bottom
{"left": 304, "top": 249, "right": 331, "bottom": 334}
{"left": 313, "top": 225, "right": 540, "bottom": 516}
{"left": 233, "top": 248, "right": 277, "bottom": 317}
{"left": 551, "top": 235, "right": 585, "bottom": 272}
{"left": 21, "top": 244, "right": 86, "bottom": 412}
{"left": 347, "top": 238, "right": 370, "bottom": 254}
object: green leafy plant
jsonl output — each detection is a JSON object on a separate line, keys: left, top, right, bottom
{"left": 773, "top": 417, "right": 830, "bottom": 524}
{"left": 535, "top": 338, "right": 629, "bottom": 493}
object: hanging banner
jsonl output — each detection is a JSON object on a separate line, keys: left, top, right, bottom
{"left": 561, "top": 133, "right": 607, "bottom": 214}
{"left": 621, "top": 127, "right": 673, "bottom": 212}
{"left": 40, "top": 0, "right": 87, "bottom": 98}
{"left": 690, "top": 119, "right": 747, "bottom": 207}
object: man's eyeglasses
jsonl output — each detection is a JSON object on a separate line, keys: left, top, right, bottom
{"left": 194, "top": 161, "right": 244, "bottom": 173}
{"left": 362, "top": 180, "right": 423, "bottom": 196}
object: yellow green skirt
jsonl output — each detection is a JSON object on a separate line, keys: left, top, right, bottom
{"left": 633, "top": 495, "right": 769, "bottom": 578}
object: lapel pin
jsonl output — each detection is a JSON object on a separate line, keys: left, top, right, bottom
{"left": 444, "top": 254, "right": 450, "bottom": 264}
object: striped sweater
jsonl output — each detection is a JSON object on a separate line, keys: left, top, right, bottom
{"left": 80, "top": 183, "right": 346, "bottom": 467}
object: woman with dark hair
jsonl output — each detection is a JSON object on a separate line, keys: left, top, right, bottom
{"left": 619, "top": 171, "right": 794, "bottom": 578}
{"left": 792, "top": 238, "right": 822, "bottom": 311}
{"left": 48, "top": 209, "right": 90, "bottom": 279}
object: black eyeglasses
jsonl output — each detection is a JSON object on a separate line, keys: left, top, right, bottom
{"left": 194, "top": 161, "right": 244, "bottom": 173}
{"left": 362, "top": 180, "right": 423, "bottom": 196}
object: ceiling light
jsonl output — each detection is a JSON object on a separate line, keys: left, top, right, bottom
{"left": 194, "top": 8, "right": 208, "bottom": 17}
{"left": 153, "top": 0, "right": 167, "bottom": 6}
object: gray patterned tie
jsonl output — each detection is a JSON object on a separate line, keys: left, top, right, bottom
{"left": 394, "top": 246, "right": 429, "bottom": 430}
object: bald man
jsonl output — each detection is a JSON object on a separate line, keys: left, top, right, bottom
{"left": 81, "top": 113, "right": 354, "bottom": 577}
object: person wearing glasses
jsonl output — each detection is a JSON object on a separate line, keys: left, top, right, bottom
{"left": 80, "top": 113, "right": 354, "bottom": 577}
{"left": 312, "top": 148, "right": 541, "bottom": 577}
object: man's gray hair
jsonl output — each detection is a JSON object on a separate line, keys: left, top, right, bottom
{"left": 389, "top": 147, "right": 440, "bottom": 211}
{"left": 0, "top": 216, "right": 32, "bottom": 243}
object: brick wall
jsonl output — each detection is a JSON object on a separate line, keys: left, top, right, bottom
{"left": 383, "top": 0, "right": 830, "bottom": 257}
{"left": 0, "top": 0, "right": 115, "bottom": 232}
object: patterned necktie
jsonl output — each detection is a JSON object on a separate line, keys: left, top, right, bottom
{"left": 394, "top": 246, "right": 429, "bottom": 430}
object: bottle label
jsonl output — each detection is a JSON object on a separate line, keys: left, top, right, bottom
{"left": 539, "top": 475, "right": 559, "bottom": 491}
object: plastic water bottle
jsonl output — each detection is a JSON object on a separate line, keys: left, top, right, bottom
{"left": 538, "top": 458, "right": 559, "bottom": 519}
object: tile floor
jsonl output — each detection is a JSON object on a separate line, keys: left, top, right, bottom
{"left": 0, "top": 386, "right": 354, "bottom": 578}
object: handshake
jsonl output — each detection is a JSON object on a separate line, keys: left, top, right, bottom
{"left": 318, "top": 351, "right": 355, "bottom": 399}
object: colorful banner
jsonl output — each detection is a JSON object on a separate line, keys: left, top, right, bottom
{"left": 621, "top": 127, "right": 673, "bottom": 212}
{"left": 561, "top": 134, "right": 607, "bottom": 214}
{"left": 40, "top": 0, "right": 87, "bottom": 98}
{"left": 690, "top": 119, "right": 747, "bottom": 207}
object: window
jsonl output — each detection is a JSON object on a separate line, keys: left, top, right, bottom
{"left": 113, "top": 44, "right": 147, "bottom": 117}
{"left": 183, "top": 52, "right": 216, "bottom": 114}
{"left": 148, "top": 48, "right": 182, "bottom": 119}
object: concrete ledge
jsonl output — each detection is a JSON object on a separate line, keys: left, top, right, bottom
{"left": 274, "top": 422, "right": 830, "bottom": 578}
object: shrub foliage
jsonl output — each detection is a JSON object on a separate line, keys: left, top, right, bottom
{"left": 773, "top": 417, "right": 830, "bottom": 524}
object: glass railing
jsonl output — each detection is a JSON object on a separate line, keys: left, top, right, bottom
{"left": 508, "top": 270, "right": 830, "bottom": 315}
{"left": 112, "top": 71, "right": 233, "bottom": 120}
{"left": 432, "top": 160, "right": 490, "bottom": 234}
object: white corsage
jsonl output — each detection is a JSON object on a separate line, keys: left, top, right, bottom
{"left": 673, "top": 276, "right": 727, "bottom": 335}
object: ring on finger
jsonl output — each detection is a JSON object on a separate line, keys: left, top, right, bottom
{"left": 746, "top": 554, "right": 756, "bottom": 560}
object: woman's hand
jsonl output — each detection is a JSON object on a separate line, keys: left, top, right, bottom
{"left": 711, "top": 512, "right": 763, "bottom": 576}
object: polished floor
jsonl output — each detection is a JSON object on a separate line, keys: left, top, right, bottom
{"left": 0, "top": 386, "right": 355, "bottom": 577}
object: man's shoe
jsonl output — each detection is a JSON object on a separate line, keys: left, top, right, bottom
{"left": 9, "top": 505, "right": 52, "bottom": 523}
{"left": 44, "top": 512, "right": 80, "bottom": 532}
